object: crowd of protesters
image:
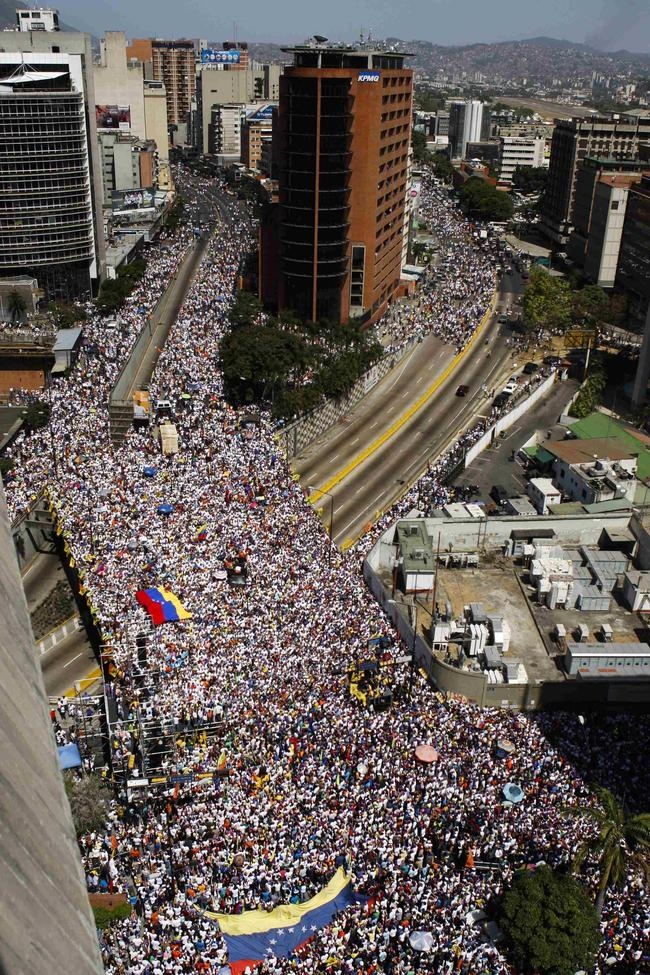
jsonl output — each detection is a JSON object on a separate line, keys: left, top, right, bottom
{"left": 3, "top": 167, "right": 649, "bottom": 975}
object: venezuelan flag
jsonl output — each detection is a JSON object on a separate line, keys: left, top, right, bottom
{"left": 204, "top": 867, "right": 365, "bottom": 969}
{"left": 135, "top": 587, "right": 192, "bottom": 625}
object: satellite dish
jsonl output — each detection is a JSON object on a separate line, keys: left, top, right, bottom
{"left": 313, "top": 34, "right": 328, "bottom": 43}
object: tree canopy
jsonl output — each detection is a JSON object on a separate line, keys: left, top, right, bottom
{"left": 411, "top": 129, "right": 431, "bottom": 164}
{"left": 521, "top": 266, "right": 573, "bottom": 333}
{"left": 511, "top": 166, "right": 549, "bottom": 194}
{"left": 458, "top": 177, "right": 514, "bottom": 221}
{"left": 563, "top": 785, "right": 650, "bottom": 914}
{"left": 500, "top": 866, "right": 600, "bottom": 975}
{"left": 220, "top": 293, "right": 383, "bottom": 419}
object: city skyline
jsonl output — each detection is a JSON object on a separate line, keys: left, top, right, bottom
{"left": 55, "top": 0, "right": 650, "bottom": 53}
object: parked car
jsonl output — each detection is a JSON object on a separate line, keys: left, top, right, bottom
{"left": 523, "top": 361, "right": 539, "bottom": 374}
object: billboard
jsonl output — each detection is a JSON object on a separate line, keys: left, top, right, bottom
{"left": 358, "top": 70, "right": 380, "bottom": 83}
{"left": 247, "top": 104, "right": 274, "bottom": 123}
{"left": 111, "top": 187, "right": 155, "bottom": 212}
{"left": 201, "top": 49, "right": 241, "bottom": 65}
{"left": 96, "top": 104, "right": 131, "bottom": 130}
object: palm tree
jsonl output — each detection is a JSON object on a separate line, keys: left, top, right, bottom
{"left": 563, "top": 785, "right": 650, "bottom": 915}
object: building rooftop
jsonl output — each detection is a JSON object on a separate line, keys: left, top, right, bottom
{"left": 546, "top": 436, "right": 636, "bottom": 466}
{"left": 566, "top": 412, "right": 650, "bottom": 479}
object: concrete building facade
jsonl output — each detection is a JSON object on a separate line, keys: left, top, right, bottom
{"left": 149, "top": 39, "right": 196, "bottom": 130}
{"left": 262, "top": 43, "right": 413, "bottom": 325}
{"left": 498, "top": 135, "right": 546, "bottom": 185}
{"left": 241, "top": 104, "right": 275, "bottom": 171}
{"left": 540, "top": 113, "right": 650, "bottom": 244}
{"left": 567, "top": 157, "right": 647, "bottom": 278}
{"left": 448, "top": 100, "right": 486, "bottom": 159}
{"left": 0, "top": 484, "right": 104, "bottom": 975}
{"left": 0, "top": 30, "right": 105, "bottom": 300}
{"left": 94, "top": 30, "right": 147, "bottom": 139}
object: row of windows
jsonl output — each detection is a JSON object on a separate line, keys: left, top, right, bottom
{"left": 380, "top": 109, "right": 410, "bottom": 124}
{"left": 0, "top": 177, "right": 90, "bottom": 193}
{"left": 382, "top": 76, "right": 410, "bottom": 88}
{"left": 381, "top": 123, "right": 409, "bottom": 141}
{"left": 0, "top": 145, "right": 87, "bottom": 159}
{"left": 0, "top": 242, "right": 93, "bottom": 265}
{"left": 0, "top": 121, "right": 83, "bottom": 135}
{"left": 382, "top": 92, "right": 409, "bottom": 105}
{"left": 0, "top": 211, "right": 89, "bottom": 229}
{"left": 0, "top": 101, "right": 82, "bottom": 119}
{"left": 379, "top": 144, "right": 409, "bottom": 162}
{"left": 0, "top": 195, "right": 87, "bottom": 213}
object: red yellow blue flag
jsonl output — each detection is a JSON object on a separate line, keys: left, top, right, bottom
{"left": 135, "top": 587, "right": 191, "bottom": 625}
{"left": 204, "top": 868, "right": 365, "bottom": 968}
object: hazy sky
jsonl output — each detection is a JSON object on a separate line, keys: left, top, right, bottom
{"left": 59, "top": 0, "right": 650, "bottom": 52}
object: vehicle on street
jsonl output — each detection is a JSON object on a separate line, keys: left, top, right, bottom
{"left": 523, "top": 361, "right": 539, "bottom": 374}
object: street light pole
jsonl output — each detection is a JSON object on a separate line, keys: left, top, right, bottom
{"left": 308, "top": 485, "right": 334, "bottom": 566}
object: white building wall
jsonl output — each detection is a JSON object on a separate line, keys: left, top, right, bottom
{"left": 94, "top": 32, "right": 147, "bottom": 141}
{"left": 498, "top": 137, "right": 546, "bottom": 183}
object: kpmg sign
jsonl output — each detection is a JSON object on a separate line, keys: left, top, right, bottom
{"left": 358, "top": 70, "right": 380, "bottom": 83}
{"left": 201, "top": 49, "right": 241, "bottom": 65}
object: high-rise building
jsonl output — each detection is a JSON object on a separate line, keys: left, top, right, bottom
{"left": 566, "top": 156, "right": 647, "bottom": 278}
{"left": 618, "top": 173, "right": 650, "bottom": 325}
{"left": 540, "top": 113, "right": 650, "bottom": 245}
{"left": 194, "top": 64, "right": 280, "bottom": 156}
{"left": 448, "top": 100, "right": 485, "bottom": 159}
{"left": 94, "top": 33, "right": 173, "bottom": 193}
{"left": 261, "top": 43, "right": 413, "bottom": 325}
{"left": 622, "top": 174, "right": 650, "bottom": 404}
{"left": 242, "top": 104, "right": 275, "bottom": 171}
{"left": 146, "top": 39, "right": 196, "bottom": 131}
{"left": 0, "top": 29, "right": 105, "bottom": 300}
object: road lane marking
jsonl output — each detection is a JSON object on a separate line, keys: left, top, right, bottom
{"left": 311, "top": 291, "right": 498, "bottom": 498}
{"left": 63, "top": 652, "right": 83, "bottom": 669}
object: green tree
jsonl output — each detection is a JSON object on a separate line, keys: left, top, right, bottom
{"left": 63, "top": 772, "right": 112, "bottom": 835}
{"left": 570, "top": 363, "right": 607, "bottom": 418}
{"left": 563, "top": 786, "right": 650, "bottom": 915}
{"left": 411, "top": 129, "right": 431, "bottom": 164}
{"left": 458, "top": 177, "right": 514, "bottom": 221}
{"left": 22, "top": 399, "right": 50, "bottom": 433}
{"left": 572, "top": 284, "right": 610, "bottom": 328}
{"left": 7, "top": 289, "right": 27, "bottom": 323}
{"left": 220, "top": 322, "right": 313, "bottom": 406}
{"left": 511, "top": 166, "right": 548, "bottom": 194}
{"left": 500, "top": 866, "right": 600, "bottom": 975}
{"left": 430, "top": 152, "right": 454, "bottom": 183}
{"left": 522, "top": 266, "right": 573, "bottom": 333}
{"left": 414, "top": 87, "right": 446, "bottom": 112}
{"left": 230, "top": 290, "right": 262, "bottom": 329}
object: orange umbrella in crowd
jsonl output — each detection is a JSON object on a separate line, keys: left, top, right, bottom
{"left": 414, "top": 744, "right": 440, "bottom": 763}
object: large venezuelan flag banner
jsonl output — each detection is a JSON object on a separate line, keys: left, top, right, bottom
{"left": 205, "top": 867, "right": 365, "bottom": 970}
{"left": 135, "top": 587, "right": 191, "bottom": 625}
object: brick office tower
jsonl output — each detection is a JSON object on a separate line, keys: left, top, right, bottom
{"left": 262, "top": 43, "right": 412, "bottom": 325}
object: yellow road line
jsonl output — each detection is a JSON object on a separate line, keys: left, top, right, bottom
{"left": 312, "top": 291, "right": 498, "bottom": 497}
{"left": 64, "top": 666, "right": 102, "bottom": 699}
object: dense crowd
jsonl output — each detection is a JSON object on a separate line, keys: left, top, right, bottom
{"left": 5, "top": 168, "right": 650, "bottom": 975}
{"left": 377, "top": 179, "right": 497, "bottom": 358}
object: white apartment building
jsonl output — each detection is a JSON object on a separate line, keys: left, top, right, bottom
{"left": 498, "top": 136, "right": 546, "bottom": 184}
